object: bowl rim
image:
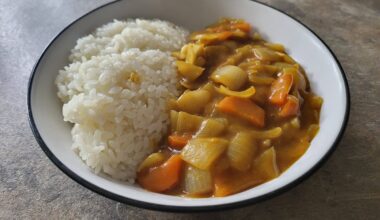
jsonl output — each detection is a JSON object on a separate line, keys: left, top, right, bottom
{"left": 27, "top": 0, "right": 350, "bottom": 212}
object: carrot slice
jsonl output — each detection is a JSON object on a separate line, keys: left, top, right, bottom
{"left": 217, "top": 96, "right": 265, "bottom": 127}
{"left": 168, "top": 134, "right": 192, "bottom": 150}
{"left": 269, "top": 72, "right": 293, "bottom": 106}
{"left": 278, "top": 95, "right": 300, "bottom": 118}
{"left": 137, "top": 155, "right": 183, "bottom": 192}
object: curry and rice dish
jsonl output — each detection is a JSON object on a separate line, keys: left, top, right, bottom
{"left": 56, "top": 18, "right": 322, "bottom": 198}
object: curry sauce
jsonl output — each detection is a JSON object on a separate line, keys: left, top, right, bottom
{"left": 137, "top": 18, "right": 322, "bottom": 197}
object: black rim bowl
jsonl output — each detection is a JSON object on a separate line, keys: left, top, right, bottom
{"left": 27, "top": 0, "right": 350, "bottom": 212}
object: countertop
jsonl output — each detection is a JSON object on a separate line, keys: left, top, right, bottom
{"left": 1, "top": 0, "right": 379, "bottom": 219}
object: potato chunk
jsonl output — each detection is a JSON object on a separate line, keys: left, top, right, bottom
{"left": 176, "top": 111, "right": 203, "bottom": 133}
{"left": 195, "top": 118, "right": 228, "bottom": 138}
{"left": 177, "top": 89, "right": 211, "bottom": 114}
{"left": 181, "top": 138, "right": 229, "bottom": 170}
{"left": 184, "top": 165, "right": 213, "bottom": 195}
{"left": 227, "top": 132, "right": 257, "bottom": 171}
{"left": 253, "top": 147, "right": 279, "bottom": 180}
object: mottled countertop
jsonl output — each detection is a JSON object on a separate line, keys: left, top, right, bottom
{"left": 1, "top": 0, "right": 379, "bottom": 219}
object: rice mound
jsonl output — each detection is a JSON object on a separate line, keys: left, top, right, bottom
{"left": 69, "top": 19, "right": 188, "bottom": 63}
{"left": 56, "top": 19, "right": 188, "bottom": 182}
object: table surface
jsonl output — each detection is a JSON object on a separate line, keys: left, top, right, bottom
{"left": 1, "top": 0, "right": 379, "bottom": 219}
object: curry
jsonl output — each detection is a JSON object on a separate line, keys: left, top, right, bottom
{"left": 137, "top": 18, "right": 323, "bottom": 197}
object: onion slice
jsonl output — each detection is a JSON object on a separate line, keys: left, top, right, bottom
{"left": 214, "top": 85, "right": 256, "bottom": 98}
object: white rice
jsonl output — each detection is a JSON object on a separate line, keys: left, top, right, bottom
{"left": 55, "top": 19, "right": 188, "bottom": 182}
{"left": 69, "top": 19, "right": 188, "bottom": 63}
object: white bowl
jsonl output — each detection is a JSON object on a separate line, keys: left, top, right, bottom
{"left": 28, "top": 0, "right": 350, "bottom": 212}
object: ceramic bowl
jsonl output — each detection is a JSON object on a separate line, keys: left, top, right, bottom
{"left": 28, "top": 0, "right": 350, "bottom": 212}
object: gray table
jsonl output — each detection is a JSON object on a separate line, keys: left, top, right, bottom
{"left": 1, "top": 0, "right": 379, "bottom": 219}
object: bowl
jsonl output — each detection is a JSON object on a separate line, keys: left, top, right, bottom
{"left": 27, "top": 0, "right": 350, "bottom": 212}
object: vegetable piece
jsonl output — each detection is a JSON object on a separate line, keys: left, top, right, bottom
{"left": 168, "top": 134, "right": 192, "bottom": 150}
{"left": 200, "top": 82, "right": 215, "bottom": 94}
{"left": 230, "top": 30, "right": 249, "bottom": 39}
{"left": 227, "top": 123, "right": 248, "bottom": 133}
{"left": 253, "top": 147, "right": 279, "bottom": 180}
{"left": 217, "top": 97, "right": 265, "bottom": 127}
{"left": 231, "top": 22, "right": 251, "bottom": 33}
{"left": 290, "top": 117, "right": 301, "bottom": 129}
{"left": 227, "top": 132, "right": 257, "bottom": 171}
{"left": 297, "top": 72, "right": 307, "bottom": 91}
{"left": 176, "top": 61, "right": 204, "bottom": 81}
{"left": 167, "top": 98, "right": 177, "bottom": 110}
{"left": 222, "top": 45, "right": 252, "bottom": 66}
{"left": 137, "top": 152, "right": 166, "bottom": 172}
{"left": 280, "top": 53, "right": 296, "bottom": 64}
{"left": 170, "top": 110, "right": 179, "bottom": 132}
{"left": 223, "top": 54, "right": 243, "bottom": 66}
{"left": 269, "top": 71, "right": 293, "bottom": 106}
{"left": 264, "top": 43, "right": 285, "bottom": 52}
{"left": 251, "top": 85, "right": 270, "bottom": 105}
{"left": 176, "top": 111, "right": 203, "bottom": 133}
{"left": 214, "top": 171, "right": 263, "bottom": 197}
{"left": 222, "top": 40, "right": 238, "bottom": 50}
{"left": 179, "top": 45, "right": 188, "bottom": 59}
{"left": 206, "top": 19, "right": 250, "bottom": 33}
{"left": 248, "top": 75, "right": 275, "bottom": 85}
{"left": 228, "top": 124, "right": 282, "bottom": 139}
{"left": 279, "top": 95, "right": 300, "bottom": 118}
{"left": 184, "top": 165, "right": 213, "bottom": 195}
{"left": 236, "top": 45, "right": 253, "bottom": 56}
{"left": 306, "top": 124, "right": 320, "bottom": 141}
{"left": 252, "top": 32, "right": 262, "bottom": 40}
{"left": 214, "top": 85, "right": 256, "bottom": 98}
{"left": 273, "top": 62, "right": 299, "bottom": 70}
{"left": 192, "top": 32, "right": 233, "bottom": 45}
{"left": 204, "top": 45, "right": 230, "bottom": 63}
{"left": 137, "top": 155, "right": 183, "bottom": 192}
{"left": 176, "top": 89, "right": 211, "bottom": 114}
{"left": 253, "top": 47, "right": 283, "bottom": 61}
{"left": 179, "top": 79, "right": 199, "bottom": 90}
{"left": 181, "top": 138, "right": 229, "bottom": 170}
{"left": 310, "top": 95, "right": 323, "bottom": 110}
{"left": 184, "top": 43, "right": 204, "bottom": 65}
{"left": 247, "top": 64, "right": 279, "bottom": 76}
{"left": 195, "top": 118, "right": 228, "bottom": 137}
{"left": 250, "top": 127, "right": 283, "bottom": 139}
{"left": 281, "top": 67, "right": 306, "bottom": 91}
{"left": 171, "top": 51, "right": 182, "bottom": 59}
{"left": 276, "top": 137, "right": 309, "bottom": 171}
{"left": 211, "top": 65, "right": 248, "bottom": 90}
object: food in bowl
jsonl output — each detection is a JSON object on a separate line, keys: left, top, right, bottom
{"left": 55, "top": 17, "right": 322, "bottom": 197}
{"left": 137, "top": 19, "right": 323, "bottom": 197}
